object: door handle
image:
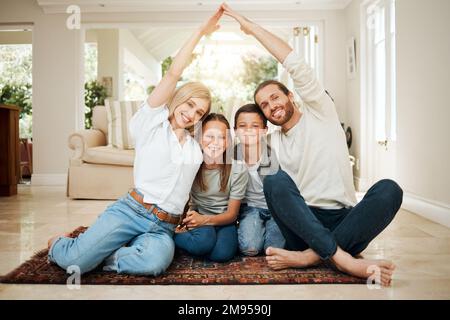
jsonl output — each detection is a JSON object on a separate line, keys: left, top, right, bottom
{"left": 378, "top": 140, "right": 388, "bottom": 150}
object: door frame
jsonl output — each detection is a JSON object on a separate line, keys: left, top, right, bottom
{"left": 359, "top": 0, "right": 397, "bottom": 191}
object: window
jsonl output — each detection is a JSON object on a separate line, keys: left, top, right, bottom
{"left": 368, "top": 0, "right": 397, "bottom": 143}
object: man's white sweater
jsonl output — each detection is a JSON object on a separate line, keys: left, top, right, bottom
{"left": 268, "top": 51, "right": 357, "bottom": 209}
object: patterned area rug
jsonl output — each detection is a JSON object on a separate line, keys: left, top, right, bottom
{"left": 0, "top": 227, "right": 365, "bottom": 285}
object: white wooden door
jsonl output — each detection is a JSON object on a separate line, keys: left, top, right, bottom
{"left": 368, "top": 0, "right": 398, "bottom": 182}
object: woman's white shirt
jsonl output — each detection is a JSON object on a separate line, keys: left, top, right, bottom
{"left": 129, "top": 101, "right": 203, "bottom": 215}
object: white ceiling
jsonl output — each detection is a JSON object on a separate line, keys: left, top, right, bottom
{"left": 71, "top": 0, "right": 350, "bottom": 62}
{"left": 128, "top": 26, "right": 292, "bottom": 61}
{"left": 37, "top": 0, "right": 353, "bottom": 13}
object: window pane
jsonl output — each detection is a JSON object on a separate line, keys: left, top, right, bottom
{"left": 84, "top": 43, "right": 97, "bottom": 83}
{"left": 375, "top": 40, "right": 386, "bottom": 142}
{"left": 374, "top": 8, "right": 385, "bottom": 44}
{"left": 390, "top": 12, "right": 397, "bottom": 141}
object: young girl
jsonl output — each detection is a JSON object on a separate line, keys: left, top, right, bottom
{"left": 234, "top": 104, "right": 285, "bottom": 256}
{"left": 174, "top": 113, "right": 248, "bottom": 262}
{"left": 46, "top": 8, "right": 223, "bottom": 276}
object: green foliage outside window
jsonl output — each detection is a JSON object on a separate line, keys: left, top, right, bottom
{"left": 84, "top": 81, "right": 107, "bottom": 129}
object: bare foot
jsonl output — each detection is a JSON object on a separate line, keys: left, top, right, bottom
{"left": 47, "top": 232, "right": 71, "bottom": 249}
{"left": 265, "top": 247, "right": 321, "bottom": 270}
{"left": 331, "top": 247, "right": 396, "bottom": 287}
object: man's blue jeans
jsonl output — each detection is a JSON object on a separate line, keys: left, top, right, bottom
{"left": 174, "top": 224, "right": 238, "bottom": 262}
{"left": 48, "top": 190, "right": 176, "bottom": 276}
{"left": 237, "top": 205, "right": 285, "bottom": 256}
{"left": 263, "top": 170, "right": 403, "bottom": 260}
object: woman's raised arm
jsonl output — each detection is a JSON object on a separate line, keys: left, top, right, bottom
{"left": 147, "top": 7, "right": 223, "bottom": 108}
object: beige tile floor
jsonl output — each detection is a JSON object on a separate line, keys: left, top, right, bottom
{"left": 0, "top": 185, "right": 449, "bottom": 300}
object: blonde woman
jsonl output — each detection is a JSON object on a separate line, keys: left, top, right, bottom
{"left": 47, "top": 7, "right": 223, "bottom": 276}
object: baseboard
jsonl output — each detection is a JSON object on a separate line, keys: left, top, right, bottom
{"left": 402, "top": 193, "right": 450, "bottom": 228}
{"left": 31, "top": 174, "right": 68, "bottom": 186}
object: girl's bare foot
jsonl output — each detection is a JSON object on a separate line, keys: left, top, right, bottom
{"left": 47, "top": 232, "right": 71, "bottom": 249}
{"left": 265, "top": 247, "right": 321, "bottom": 270}
{"left": 331, "top": 247, "right": 396, "bottom": 287}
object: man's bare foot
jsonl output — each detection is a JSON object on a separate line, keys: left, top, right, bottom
{"left": 47, "top": 232, "right": 71, "bottom": 249}
{"left": 331, "top": 247, "right": 396, "bottom": 287}
{"left": 265, "top": 247, "right": 321, "bottom": 270}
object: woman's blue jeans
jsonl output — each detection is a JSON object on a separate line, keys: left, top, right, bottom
{"left": 48, "top": 190, "right": 177, "bottom": 276}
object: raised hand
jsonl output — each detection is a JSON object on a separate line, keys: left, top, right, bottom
{"left": 147, "top": 6, "right": 223, "bottom": 108}
{"left": 221, "top": 2, "right": 254, "bottom": 35}
{"left": 222, "top": 2, "right": 292, "bottom": 63}
{"left": 199, "top": 6, "right": 224, "bottom": 36}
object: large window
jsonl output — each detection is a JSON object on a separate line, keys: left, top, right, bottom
{"left": 180, "top": 32, "right": 278, "bottom": 122}
{"left": 368, "top": 0, "right": 397, "bottom": 143}
{"left": 84, "top": 42, "right": 98, "bottom": 83}
{"left": 0, "top": 42, "right": 32, "bottom": 139}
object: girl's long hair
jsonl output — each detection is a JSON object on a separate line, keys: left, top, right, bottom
{"left": 194, "top": 113, "right": 233, "bottom": 193}
{"left": 167, "top": 82, "right": 212, "bottom": 134}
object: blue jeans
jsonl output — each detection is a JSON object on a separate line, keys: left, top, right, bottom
{"left": 48, "top": 190, "right": 176, "bottom": 276}
{"left": 263, "top": 170, "right": 403, "bottom": 260}
{"left": 174, "top": 224, "right": 238, "bottom": 262}
{"left": 237, "top": 205, "right": 285, "bottom": 256}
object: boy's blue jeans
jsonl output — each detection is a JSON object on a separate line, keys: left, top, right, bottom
{"left": 174, "top": 223, "right": 238, "bottom": 262}
{"left": 263, "top": 170, "right": 403, "bottom": 260}
{"left": 237, "top": 205, "right": 286, "bottom": 256}
{"left": 48, "top": 190, "right": 176, "bottom": 276}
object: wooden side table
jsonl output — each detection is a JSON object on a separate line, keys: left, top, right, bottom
{"left": 0, "top": 104, "right": 20, "bottom": 196}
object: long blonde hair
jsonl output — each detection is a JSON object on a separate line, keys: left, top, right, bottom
{"left": 167, "top": 82, "right": 212, "bottom": 134}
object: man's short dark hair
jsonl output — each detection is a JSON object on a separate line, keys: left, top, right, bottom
{"left": 254, "top": 80, "right": 290, "bottom": 106}
{"left": 234, "top": 103, "right": 267, "bottom": 128}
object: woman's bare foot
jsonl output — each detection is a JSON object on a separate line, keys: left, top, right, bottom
{"left": 331, "top": 247, "right": 396, "bottom": 287}
{"left": 47, "top": 232, "right": 71, "bottom": 249}
{"left": 265, "top": 247, "right": 321, "bottom": 270}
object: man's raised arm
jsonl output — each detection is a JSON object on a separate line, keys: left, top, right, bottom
{"left": 222, "top": 3, "right": 332, "bottom": 113}
{"left": 222, "top": 3, "right": 292, "bottom": 64}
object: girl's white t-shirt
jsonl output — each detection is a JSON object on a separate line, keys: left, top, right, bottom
{"left": 129, "top": 101, "right": 203, "bottom": 215}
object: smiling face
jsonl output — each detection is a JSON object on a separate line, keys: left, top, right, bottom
{"left": 172, "top": 97, "right": 209, "bottom": 130}
{"left": 200, "top": 120, "right": 229, "bottom": 163}
{"left": 255, "top": 84, "right": 295, "bottom": 126}
{"left": 235, "top": 112, "right": 267, "bottom": 147}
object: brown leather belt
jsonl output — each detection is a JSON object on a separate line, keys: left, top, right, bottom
{"left": 129, "top": 189, "right": 182, "bottom": 225}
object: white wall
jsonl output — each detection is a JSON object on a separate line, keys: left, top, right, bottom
{"left": 1, "top": 0, "right": 84, "bottom": 185}
{"left": 344, "top": 0, "right": 362, "bottom": 185}
{"left": 344, "top": 0, "right": 450, "bottom": 226}
{"left": 396, "top": 0, "right": 450, "bottom": 224}
{"left": 96, "top": 29, "right": 121, "bottom": 99}
{"left": 0, "top": 31, "right": 32, "bottom": 44}
{"left": 96, "top": 29, "right": 161, "bottom": 99}
{"left": 119, "top": 29, "right": 161, "bottom": 89}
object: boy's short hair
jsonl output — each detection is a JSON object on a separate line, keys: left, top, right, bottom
{"left": 234, "top": 103, "right": 268, "bottom": 129}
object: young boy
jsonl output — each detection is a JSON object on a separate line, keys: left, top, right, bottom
{"left": 234, "top": 104, "right": 285, "bottom": 256}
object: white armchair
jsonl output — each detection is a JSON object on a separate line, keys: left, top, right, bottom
{"left": 67, "top": 106, "right": 135, "bottom": 200}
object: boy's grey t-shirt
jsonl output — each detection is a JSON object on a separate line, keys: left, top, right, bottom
{"left": 244, "top": 160, "right": 268, "bottom": 210}
{"left": 190, "top": 161, "right": 249, "bottom": 215}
